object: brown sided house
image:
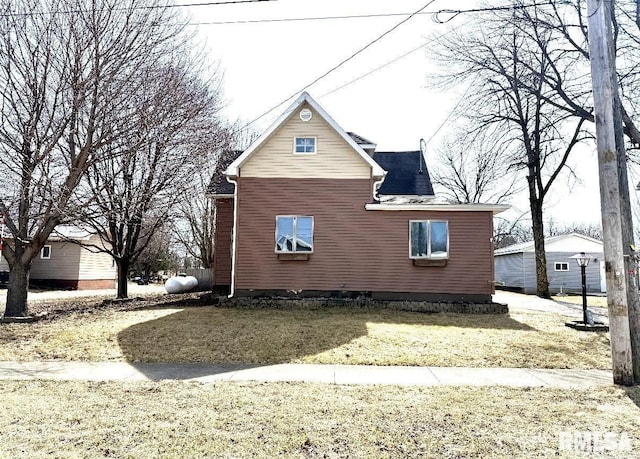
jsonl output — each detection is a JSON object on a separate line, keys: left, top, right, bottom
{"left": 209, "top": 92, "right": 508, "bottom": 302}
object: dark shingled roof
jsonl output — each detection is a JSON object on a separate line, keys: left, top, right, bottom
{"left": 373, "top": 151, "right": 435, "bottom": 196}
{"left": 207, "top": 149, "right": 243, "bottom": 196}
{"left": 347, "top": 132, "right": 376, "bottom": 147}
{"left": 207, "top": 148, "right": 434, "bottom": 198}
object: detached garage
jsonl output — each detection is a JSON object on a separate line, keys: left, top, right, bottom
{"left": 494, "top": 233, "right": 605, "bottom": 294}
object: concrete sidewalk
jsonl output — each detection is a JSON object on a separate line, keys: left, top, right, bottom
{"left": 0, "top": 361, "right": 614, "bottom": 388}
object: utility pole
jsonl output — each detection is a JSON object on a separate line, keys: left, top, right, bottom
{"left": 606, "top": 0, "right": 640, "bottom": 384}
{"left": 617, "top": 0, "right": 640, "bottom": 385}
{"left": 586, "top": 0, "right": 634, "bottom": 385}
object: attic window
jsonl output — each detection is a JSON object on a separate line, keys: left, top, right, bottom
{"left": 294, "top": 137, "right": 316, "bottom": 154}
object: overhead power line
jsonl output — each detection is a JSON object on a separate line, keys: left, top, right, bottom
{"left": 320, "top": 18, "right": 473, "bottom": 99}
{"left": 192, "top": 1, "right": 556, "bottom": 26}
{"left": 0, "top": 0, "right": 277, "bottom": 18}
{"left": 194, "top": 10, "right": 444, "bottom": 25}
{"left": 237, "top": 0, "right": 439, "bottom": 133}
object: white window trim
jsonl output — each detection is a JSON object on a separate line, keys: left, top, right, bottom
{"left": 409, "top": 220, "right": 449, "bottom": 260}
{"left": 293, "top": 136, "right": 317, "bottom": 155}
{"left": 275, "top": 215, "right": 315, "bottom": 253}
{"left": 554, "top": 262, "right": 569, "bottom": 271}
{"left": 41, "top": 245, "right": 52, "bottom": 260}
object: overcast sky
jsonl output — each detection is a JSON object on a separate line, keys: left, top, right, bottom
{"left": 179, "top": 0, "right": 619, "bottom": 227}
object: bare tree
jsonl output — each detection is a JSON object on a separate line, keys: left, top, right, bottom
{"left": 431, "top": 3, "right": 591, "bottom": 298}
{"left": 431, "top": 131, "right": 522, "bottom": 204}
{"left": 174, "top": 169, "right": 217, "bottom": 270}
{"left": 130, "top": 225, "right": 181, "bottom": 280}
{"left": 544, "top": 218, "right": 603, "bottom": 240}
{"left": 493, "top": 215, "right": 532, "bottom": 249}
{"left": 173, "top": 146, "right": 242, "bottom": 271}
{"left": 513, "top": 0, "right": 640, "bottom": 151}
{"left": 0, "top": 0, "right": 193, "bottom": 317}
{"left": 76, "top": 61, "right": 229, "bottom": 299}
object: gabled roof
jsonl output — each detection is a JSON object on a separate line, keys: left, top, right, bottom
{"left": 207, "top": 150, "right": 243, "bottom": 196}
{"left": 495, "top": 233, "right": 603, "bottom": 256}
{"left": 49, "top": 225, "right": 94, "bottom": 241}
{"left": 225, "top": 92, "right": 386, "bottom": 179}
{"left": 347, "top": 132, "right": 377, "bottom": 150}
{"left": 372, "top": 151, "right": 434, "bottom": 196}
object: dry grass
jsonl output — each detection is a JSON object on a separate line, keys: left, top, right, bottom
{"left": 1, "top": 380, "right": 638, "bottom": 458}
{"left": 553, "top": 295, "right": 609, "bottom": 308}
{"left": 0, "top": 303, "right": 612, "bottom": 369}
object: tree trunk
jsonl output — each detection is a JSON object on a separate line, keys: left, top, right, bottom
{"left": 530, "top": 200, "right": 550, "bottom": 298}
{"left": 3, "top": 262, "right": 30, "bottom": 318}
{"left": 116, "top": 258, "right": 130, "bottom": 299}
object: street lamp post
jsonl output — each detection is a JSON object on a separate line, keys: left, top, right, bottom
{"left": 571, "top": 252, "right": 592, "bottom": 325}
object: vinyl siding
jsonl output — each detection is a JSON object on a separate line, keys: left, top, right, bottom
{"left": 494, "top": 253, "right": 525, "bottom": 289}
{"left": 521, "top": 253, "right": 537, "bottom": 294}
{"left": 213, "top": 198, "right": 234, "bottom": 286}
{"left": 546, "top": 252, "right": 602, "bottom": 293}
{"left": 1, "top": 237, "right": 115, "bottom": 282}
{"left": 239, "top": 102, "right": 372, "bottom": 179}
{"left": 30, "top": 241, "right": 83, "bottom": 280}
{"left": 234, "top": 177, "right": 495, "bottom": 297}
{"left": 77, "top": 235, "right": 116, "bottom": 281}
{"left": 496, "top": 251, "right": 603, "bottom": 294}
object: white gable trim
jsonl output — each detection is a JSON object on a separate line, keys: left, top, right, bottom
{"left": 225, "top": 92, "right": 386, "bottom": 179}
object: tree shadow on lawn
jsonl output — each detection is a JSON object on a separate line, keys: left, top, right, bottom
{"left": 117, "top": 306, "right": 367, "bottom": 367}
{"left": 116, "top": 306, "right": 534, "bottom": 378}
{"left": 626, "top": 386, "right": 640, "bottom": 409}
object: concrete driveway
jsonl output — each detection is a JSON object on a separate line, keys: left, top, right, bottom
{"left": 494, "top": 290, "right": 609, "bottom": 323}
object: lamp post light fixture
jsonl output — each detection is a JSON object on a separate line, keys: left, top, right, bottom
{"left": 565, "top": 252, "right": 609, "bottom": 332}
{"left": 571, "top": 252, "right": 592, "bottom": 325}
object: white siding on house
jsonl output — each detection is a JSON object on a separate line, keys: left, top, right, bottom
{"left": 78, "top": 235, "right": 116, "bottom": 280}
{"left": 2, "top": 241, "right": 84, "bottom": 280}
{"left": 30, "top": 241, "right": 82, "bottom": 280}
{"left": 0, "top": 235, "right": 115, "bottom": 282}
{"left": 495, "top": 251, "right": 603, "bottom": 294}
{"left": 523, "top": 252, "right": 537, "bottom": 294}
{"left": 546, "top": 252, "right": 601, "bottom": 294}
{"left": 495, "top": 234, "right": 605, "bottom": 294}
{"left": 240, "top": 102, "right": 372, "bottom": 179}
{"left": 494, "top": 253, "right": 525, "bottom": 288}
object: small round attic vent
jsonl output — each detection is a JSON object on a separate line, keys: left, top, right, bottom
{"left": 300, "top": 108, "right": 312, "bottom": 122}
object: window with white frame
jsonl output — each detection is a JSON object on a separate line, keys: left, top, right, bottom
{"left": 275, "top": 216, "right": 314, "bottom": 253}
{"left": 409, "top": 220, "right": 449, "bottom": 259}
{"left": 294, "top": 137, "right": 316, "bottom": 154}
{"left": 554, "top": 262, "right": 569, "bottom": 271}
{"left": 41, "top": 245, "right": 51, "bottom": 259}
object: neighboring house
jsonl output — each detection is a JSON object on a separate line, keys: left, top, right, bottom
{"left": 208, "top": 92, "right": 508, "bottom": 302}
{"left": 494, "top": 233, "right": 605, "bottom": 294}
{"left": 0, "top": 226, "right": 116, "bottom": 290}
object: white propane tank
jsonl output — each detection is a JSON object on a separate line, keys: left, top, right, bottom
{"left": 164, "top": 275, "right": 198, "bottom": 294}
